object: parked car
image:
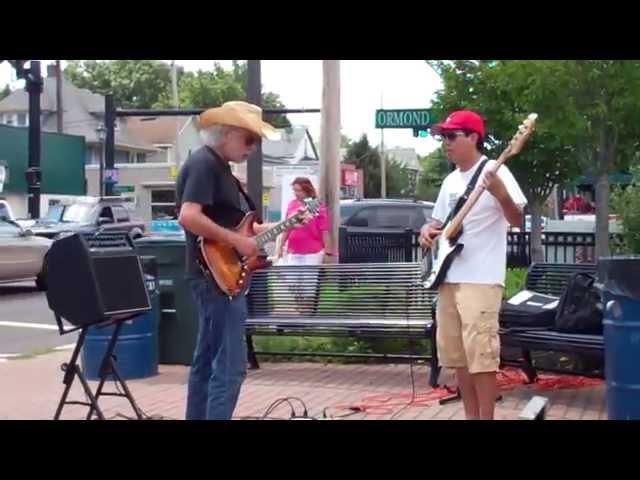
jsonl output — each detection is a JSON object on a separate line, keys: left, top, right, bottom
{"left": 30, "top": 196, "right": 146, "bottom": 240}
{"left": 0, "top": 218, "right": 52, "bottom": 290}
{"left": 509, "top": 215, "right": 548, "bottom": 232}
{"left": 340, "top": 198, "right": 434, "bottom": 233}
{"left": 0, "top": 199, "right": 15, "bottom": 222}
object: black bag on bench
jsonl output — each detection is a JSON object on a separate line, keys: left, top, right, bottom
{"left": 554, "top": 272, "right": 603, "bottom": 334}
{"left": 500, "top": 290, "right": 559, "bottom": 330}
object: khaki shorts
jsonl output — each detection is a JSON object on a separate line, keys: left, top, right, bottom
{"left": 436, "top": 283, "right": 503, "bottom": 374}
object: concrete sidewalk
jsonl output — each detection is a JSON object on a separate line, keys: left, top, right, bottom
{"left": 0, "top": 351, "right": 607, "bottom": 420}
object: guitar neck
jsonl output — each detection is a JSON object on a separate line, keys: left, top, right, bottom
{"left": 254, "top": 214, "right": 304, "bottom": 249}
{"left": 446, "top": 154, "right": 508, "bottom": 239}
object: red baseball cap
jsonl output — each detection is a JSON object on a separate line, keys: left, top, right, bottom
{"left": 431, "top": 110, "right": 485, "bottom": 139}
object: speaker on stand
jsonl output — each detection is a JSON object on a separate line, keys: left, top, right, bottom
{"left": 46, "top": 232, "right": 151, "bottom": 420}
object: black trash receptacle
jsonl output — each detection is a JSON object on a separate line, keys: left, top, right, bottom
{"left": 134, "top": 235, "right": 199, "bottom": 365}
{"left": 599, "top": 256, "right": 640, "bottom": 420}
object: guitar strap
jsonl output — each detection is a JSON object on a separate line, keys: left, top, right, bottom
{"left": 233, "top": 176, "right": 258, "bottom": 215}
{"left": 443, "top": 157, "right": 490, "bottom": 225}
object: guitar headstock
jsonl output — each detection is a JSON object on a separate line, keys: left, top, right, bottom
{"left": 303, "top": 198, "right": 321, "bottom": 216}
{"left": 506, "top": 113, "right": 538, "bottom": 157}
{"left": 286, "top": 198, "right": 322, "bottom": 228}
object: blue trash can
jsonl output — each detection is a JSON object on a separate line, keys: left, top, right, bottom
{"left": 600, "top": 256, "right": 640, "bottom": 420}
{"left": 82, "top": 273, "right": 160, "bottom": 380}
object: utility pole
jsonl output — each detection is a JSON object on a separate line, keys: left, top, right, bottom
{"left": 246, "top": 60, "right": 263, "bottom": 219}
{"left": 104, "top": 94, "right": 115, "bottom": 197}
{"left": 319, "top": 60, "right": 341, "bottom": 260}
{"left": 55, "top": 61, "right": 63, "bottom": 133}
{"left": 380, "top": 92, "right": 386, "bottom": 198}
{"left": 171, "top": 61, "right": 180, "bottom": 171}
{"left": 4, "top": 60, "right": 42, "bottom": 218}
{"left": 25, "top": 61, "right": 42, "bottom": 219}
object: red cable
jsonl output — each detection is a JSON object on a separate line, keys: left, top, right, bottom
{"left": 329, "top": 367, "right": 603, "bottom": 417}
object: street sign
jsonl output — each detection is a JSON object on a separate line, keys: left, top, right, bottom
{"left": 114, "top": 185, "right": 135, "bottom": 194}
{"left": 375, "top": 109, "right": 434, "bottom": 129}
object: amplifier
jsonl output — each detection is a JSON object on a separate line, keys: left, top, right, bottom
{"left": 46, "top": 232, "right": 151, "bottom": 326}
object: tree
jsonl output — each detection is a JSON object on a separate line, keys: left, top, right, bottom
{"left": 416, "top": 146, "right": 451, "bottom": 201}
{"left": 429, "top": 60, "right": 584, "bottom": 261}
{"left": 429, "top": 60, "right": 640, "bottom": 261}
{"left": 64, "top": 60, "right": 290, "bottom": 127}
{"left": 344, "top": 134, "right": 381, "bottom": 198}
{"left": 340, "top": 134, "right": 353, "bottom": 148}
{"left": 611, "top": 165, "right": 640, "bottom": 254}
{"left": 0, "top": 84, "right": 11, "bottom": 101}
{"left": 561, "top": 61, "right": 640, "bottom": 258}
{"left": 156, "top": 61, "right": 290, "bottom": 127}
{"left": 64, "top": 60, "right": 175, "bottom": 109}
{"left": 385, "top": 156, "right": 412, "bottom": 198}
{"left": 343, "top": 134, "right": 410, "bottom": 198}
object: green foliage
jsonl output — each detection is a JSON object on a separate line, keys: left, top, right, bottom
{"left": 429, "top": 60, "right": 583, "bottom": 208}
{"left": 416, "top": 146, "right": 450, "bottom": 201}
{"left": 343, "top": 134, "right": 411, "bottom": 198}
{"left": 64, "top": 60, "right": 290, "bottom": 126}
{"left": 428, "top": 59, "right": 640, "bottom": 258}
{"left": 610, "top": 165, "right": 640, "bottom": 253}
{"left": 504, "top": 268, "right": 528, "bottom": 299}
{"left": 65, "top": 60, "right": 173, "bottom": 109}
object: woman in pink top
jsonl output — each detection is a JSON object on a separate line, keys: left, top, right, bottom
{"left": 277, "top": 177, "right": 335, "bottom": 265}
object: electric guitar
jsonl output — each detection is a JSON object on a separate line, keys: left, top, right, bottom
{"left": 422, "top": 113, "right": 538, "bottom": 290}
{"left": 198, "top": 199, "right": 321, "bottom": 297}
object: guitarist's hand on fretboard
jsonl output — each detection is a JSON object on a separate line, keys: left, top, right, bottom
{"left": 290, "top": 207, "right": 314, "bottom": 228}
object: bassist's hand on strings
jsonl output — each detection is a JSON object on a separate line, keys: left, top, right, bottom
{"left": 419, "top": 222, "right": 443, "bottom": 249}
{"left": 482, "top": 170, "right": 509, "bottom": 202}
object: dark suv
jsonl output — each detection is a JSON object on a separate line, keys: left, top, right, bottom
{"left": 31, "top": 196, "right": 146, "bottom": 240}
{"left": 340, "top": 198, "right": 434, "bottom": 232}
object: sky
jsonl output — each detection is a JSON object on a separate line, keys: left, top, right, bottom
{"left": 0, "top": 60, "right": 443, "bottom": 156}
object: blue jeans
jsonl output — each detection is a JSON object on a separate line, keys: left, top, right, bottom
{"left": 185, "top": 276, "right": 248, "bottom": 420}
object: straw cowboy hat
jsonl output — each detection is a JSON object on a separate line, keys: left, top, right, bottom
{"left": 199, "top": 101, "right": 281, "bottom": 141}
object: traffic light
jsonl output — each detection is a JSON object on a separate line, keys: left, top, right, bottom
{"left": 413, "top": 128, "right": 429, "bottom": 138}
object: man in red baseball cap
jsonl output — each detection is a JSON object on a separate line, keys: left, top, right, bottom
{"left": 420, "top": 109, "right": 527, "bottom": 420}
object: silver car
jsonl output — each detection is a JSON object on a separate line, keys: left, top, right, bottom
{"left": 0, "top": 218, "right": 52, "bottom": 290}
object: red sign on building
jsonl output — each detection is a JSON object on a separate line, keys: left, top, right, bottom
{"left": 340, "top": 164, "right": 363, "bottom": 198}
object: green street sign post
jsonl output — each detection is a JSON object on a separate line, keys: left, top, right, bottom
{"left": 375, "top": 109, "right": 435, "bottom": 137}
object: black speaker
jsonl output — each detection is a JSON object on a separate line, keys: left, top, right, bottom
{"left": 46, "top": 233, "right": 151, "bottom": 326}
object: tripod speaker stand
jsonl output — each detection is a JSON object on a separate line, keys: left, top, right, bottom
{"left": 46, "top": 232, "right": 151, "bottom": 420}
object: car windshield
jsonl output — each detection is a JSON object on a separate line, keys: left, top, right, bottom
{"left": 0, "top": 204, "right": 11, "bottom": 219}
{"left": 62, "top": 203, "right": 94, "bottom": 223}
{"left": 44, "top": 204, "right": 65, "bottom": 222}
{"left": 340, "top": 204, "right": 358, "bottom": 221}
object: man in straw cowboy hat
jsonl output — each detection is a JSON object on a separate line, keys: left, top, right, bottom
{"left": 177, "top": 101, "right": 291, "bottom": 420}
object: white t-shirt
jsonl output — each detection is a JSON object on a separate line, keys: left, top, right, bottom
{"left": 432, "top": 156, "right": 527, "bottom": 286}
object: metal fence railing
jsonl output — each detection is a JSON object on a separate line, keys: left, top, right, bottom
{"left": 338, "top": 227, "right": 626, "bottom": 267}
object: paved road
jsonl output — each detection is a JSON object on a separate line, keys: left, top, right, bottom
{"left": 0, "top": 282, "right": 78, "bottom": 358}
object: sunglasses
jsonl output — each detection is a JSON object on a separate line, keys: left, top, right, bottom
{"left": 436, "top": 131, "right": 468, "bottom": 142}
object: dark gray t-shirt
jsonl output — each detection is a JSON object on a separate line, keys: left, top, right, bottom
{"left": 176, "top": 146, "right": 250, "bottom": 276}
